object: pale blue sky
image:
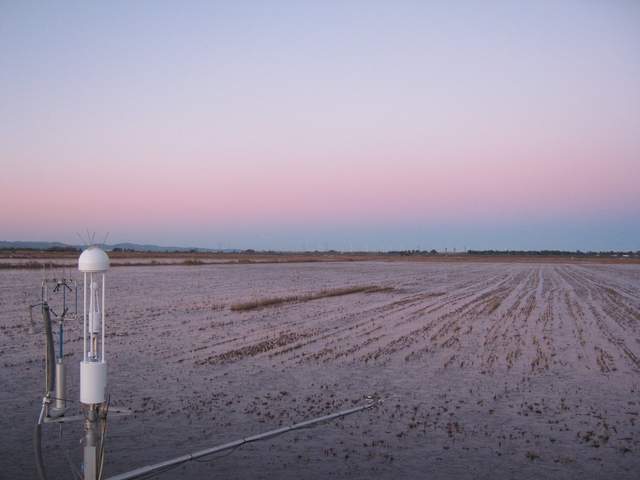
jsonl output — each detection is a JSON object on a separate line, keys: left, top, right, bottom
{"left": 1, "top": 1, "right": 639, "bottom": 250}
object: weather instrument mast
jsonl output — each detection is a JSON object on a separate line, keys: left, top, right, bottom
{"left": 31, "top": 265, "right": 78, "bottom": 480}
{"left": 78, "top": 245, "right": 110, "bottom": 480}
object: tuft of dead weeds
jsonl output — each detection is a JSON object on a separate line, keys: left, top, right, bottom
{"left": 230, "top": 285, "right": 393, "bottom": 312}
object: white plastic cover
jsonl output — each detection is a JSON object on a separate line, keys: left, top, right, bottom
{"left": 80, "top": 361, "right": 107, "bottom": 404}
{"left": 78, "top": 246, "right": 110, "bottom": 272}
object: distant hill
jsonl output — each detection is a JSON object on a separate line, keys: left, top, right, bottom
{"left": 0, "top": 240, "right": 76, "bottom": 251}
{"left": 107, "top": 242, "right": 218, "bottom": 253}
{"left": 0, "top": 240, "right": 235, "bottom": 253}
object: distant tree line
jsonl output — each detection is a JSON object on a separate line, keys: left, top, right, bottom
{"left": 2, "top": 246, "right": 638, "bottom": 257}
{"left": 0, "top": 246, "right": 81, "bottom": 252}
{"left": 466, "top": 250, "right": 640, "bottom": 257}
{"left": 47, "top": 245, "right": 81, "bottom": 252}
{"left": 387, "top": 249, "right": 439, "bottom": 256}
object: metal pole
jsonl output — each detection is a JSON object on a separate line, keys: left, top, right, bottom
{"left": 101, "top": 275, "right": 105, "bottom": 362}
{"left": 61, "top": 283, "right": 65, "bottom": 359}
{"left": 54, "top": 360, "right": 65, "bottom": 412}
{"left": 83, "top": 407, "right": 100, "bottom": 480}
{"left": 83, "top": 273, "right": 87, "bottom": 361}
{"left": 59, "top": 321, "right": 63, "bottom": 359}
{"left": 106, "top": 401, "right": 378, "bottom": 480}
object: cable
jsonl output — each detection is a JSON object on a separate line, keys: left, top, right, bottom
{"left": 34, "top": 301, "right": 65, "bottom": 480}
{"left": 42, "top": 303, "right": 55, "bottom": 394}
{"left": 65, "top": 449, "right": 83, "bottom": 480}
{"left": 59, "top": 423, "right": 83, "bottom": 480}
{"left": 98, "top": 396, "right": 111, "bottom": 480}
{"left": 34, "top": 399, "right": 49, "bottom": 480}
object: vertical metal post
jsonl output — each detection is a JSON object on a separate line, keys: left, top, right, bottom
{"left": 59, "top": 322, "right": 63, "bottom": 359}
{"left": 102, "top": 275, "right": 105, "bottom": 362}
{"left": 61, "top": 281, "right": 66, "bottom": 358}
{"left": 83, "top": 273, "right": 87, "bottom": 361}
{"left": 83, "top": 407, "right": 99, "bottom": 480}
{"left": 89, "top": 274, "right": 94, "bottom": 358}
{"left": 78, "top": 247, "right": 109, "bottom": 480}
{"left": 55, "top": 360, "right": 66, "bottom": 411}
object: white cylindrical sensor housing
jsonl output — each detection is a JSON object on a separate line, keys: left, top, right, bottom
{"left": 80, "top": 361, "right": 107, "bottom": 404}
{"left": 55, "top": 360, "right": 66, "bottom": 411}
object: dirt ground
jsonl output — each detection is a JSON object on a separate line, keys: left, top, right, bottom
{"left": 1, "top": 260, "right": 639, "bottom": 479}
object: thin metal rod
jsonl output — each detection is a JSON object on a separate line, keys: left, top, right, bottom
{"left": 89, "top": 273, "right": 94, "bottom": 358}
{"left": 60, "top": 282, "right": 65, "bottom": 359}
{"left": 106, "top": 401, "right": 378, "bottom": 480}
{"left": 59, "top": 321, "right": 63, "bottom": 359}
{"left": 83, "top": 273, "right": 87, "bottom": 360}
{"left": 101, "top": 275, "right": 105, "bottom": 362}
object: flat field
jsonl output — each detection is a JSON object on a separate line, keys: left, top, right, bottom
{"left": 1, "top": 260, "right": 639, "bottom": 479}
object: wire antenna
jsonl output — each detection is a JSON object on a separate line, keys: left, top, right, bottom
{"left": 77, "top": 232, "right": 88, "bottom": 248}
{"left": 101, "top": 232, "right": 110, "bottom": 248}
{"left": 83, "top": 229, "right": 98, "bottom": 246}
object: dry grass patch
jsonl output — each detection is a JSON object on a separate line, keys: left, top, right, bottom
{"left": 182, "top": 259, "right": 205, "bottom": 265}
{"left": 230, "top": 285, "right": 393, "bottom": 312}
{"left": 0, "top": 261, "right": 66, "bottom": 270}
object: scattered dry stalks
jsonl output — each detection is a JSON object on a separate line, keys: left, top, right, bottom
{"left": 230, "top": 285, "right": 393, "bottom": 312}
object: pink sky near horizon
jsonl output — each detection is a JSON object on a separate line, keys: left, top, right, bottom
{"left": 4, "top": 147, "right": 637, "bottom": 233}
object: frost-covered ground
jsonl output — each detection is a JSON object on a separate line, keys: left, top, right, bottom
{"left": 1, "top": 261, "right": 639, "bottom": 479}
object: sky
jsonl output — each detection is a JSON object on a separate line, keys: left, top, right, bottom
{"left": 1, "top": 1, "right": 639, "bottom": 251}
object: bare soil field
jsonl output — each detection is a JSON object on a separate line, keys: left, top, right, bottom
{"left": 1, "top": 261, "right": 639, "bottom": 479}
